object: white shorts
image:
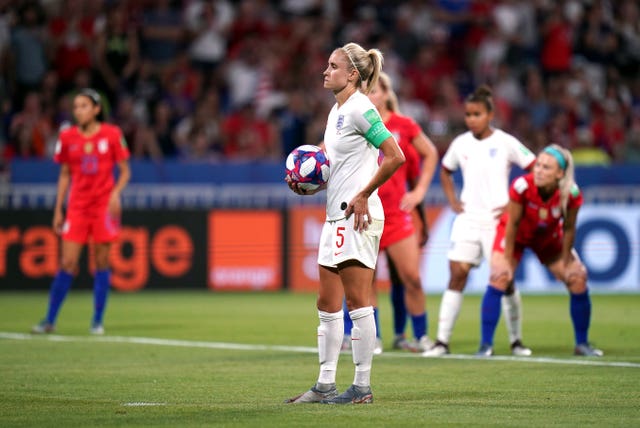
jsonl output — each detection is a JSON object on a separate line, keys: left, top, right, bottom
{"left": 447, "top": 213, "right": 497, "bottom": 266}
{"left": 317, "top": 217, "right": 384, "bottom": 270}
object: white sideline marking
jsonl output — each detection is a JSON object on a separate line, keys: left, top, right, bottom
{"left": 122, "top": 402, "right": 167, "bottom": 407}
{"left": 1, "top": 332, "right": 639, "bottom": 369}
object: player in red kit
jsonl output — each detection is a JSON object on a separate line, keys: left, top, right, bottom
{"left": 32, "top": 88, "right": 130, "bottom": 335}
{"left": 341, "top": 71, "right": 438, "bottom": 354}
{"left": 477, "top": 144, "right": 603, "bottom": 357}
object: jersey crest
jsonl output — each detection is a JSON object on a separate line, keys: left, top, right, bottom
{"left": 336, "top": 114, "right": 344, "bottom": 134}
{"left": 98, "top": 138, "right": 109, "bottom": 154}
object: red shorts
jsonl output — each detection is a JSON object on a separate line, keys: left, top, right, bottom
{"left": 380, "top": 210, "right": 414, "bottom": 251}
{"left": 493, "top": 221, "right": 563, "bottom": 264}
{"left": 62, "top": 209, "right": 121, "bottom": 244}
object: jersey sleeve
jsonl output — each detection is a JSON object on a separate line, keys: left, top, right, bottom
{"left": 567, "top": 183, "right": 583, "bottom": 209}
{"left": 111, "top": 127, "right": 130, "bottom": 162}
{"left": 441, "top": 137, "right": 460, "bottom": 172}
{"left": 509, "top": 175, "right": 529, "bottom": 204}
{"left": 53, "top": 132, "right": 67, "bottom": 164}
{"left": 507, "top": 134, "right": 536, "bottom": 169}
{"left": 352, "top": 107, "right": 393, "bottom": 148}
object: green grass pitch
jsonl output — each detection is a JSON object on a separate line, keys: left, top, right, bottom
{"left": 1, "top": 291, "right": 639, "bottom": 427}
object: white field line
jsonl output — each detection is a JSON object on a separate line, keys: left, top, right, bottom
{"left": 1, "top": 331, "right": 639, "bottom": 369}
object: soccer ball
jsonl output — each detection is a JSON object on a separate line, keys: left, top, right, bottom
{"left": 285, "top": 145, "right": 330, "bottom": 192}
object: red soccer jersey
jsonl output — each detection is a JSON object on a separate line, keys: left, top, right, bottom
{"left": 378, "top": 113, "right": 421, "bottom": 218}
{"left": 503, "top": 173, "right": 583, "bottom": 245}
{"left": 54, "top": 123, "right": 130, "bottom": 213}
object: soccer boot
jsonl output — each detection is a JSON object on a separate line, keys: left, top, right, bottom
{"left": 31, "top": 320, "right": 55, "bottom": 334}
{"left": 510, "top": 340, "right": 532, "bottom": 356}
{"left": 322, "top": 384, "right": 373, "bottom": 404}
{"left": 574, "top": 343, "right": 604, "bottom": 357}
{"left": 475, "top": 343, "right": 494, "bottom": 357}
{"left": 90, "top": 323, "right": 105, "bottom": 335}
{"left": 373, "top": 337, "right": 383, "bottom": 355}
{"left": 422, "top": 340, "right": 450, "bottom": 357}
{"left": 285, "top": 383, "right": 339, "bottom": 403}
{"left": 392, "top": 334, "right": 409, "bottom": 350}
{"left": 403, "top": 335, "right": 434, "bottom": 353}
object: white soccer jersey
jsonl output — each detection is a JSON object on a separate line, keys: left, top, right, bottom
{"left": 323, "top": 91, "right": 387, "bottom": 221}
{"left": 441, "top": 128, "right": 535, "bottom": 223}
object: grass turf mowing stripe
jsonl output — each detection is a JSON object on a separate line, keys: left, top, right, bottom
{"left": 2, "top": 331, "right": 639, "bottom": 369}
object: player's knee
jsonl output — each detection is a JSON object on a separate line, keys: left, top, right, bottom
{"left": 566, "top": 263, "right": 588, "bottom": 293}
{"left": 59, "top": 259, "right": 79, "bottom": 273}
{"left": 448, "top": 265, "right": 469, "bottom": 292}
{"left": 489, "top": 268, "right": 510, "bottom": 290}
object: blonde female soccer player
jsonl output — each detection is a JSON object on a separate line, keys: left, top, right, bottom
{"left": 477, "top": 145, "right": 602, "bottom": 357}
{"left": 285, "top": 42, "right": 404, "bottom": 404}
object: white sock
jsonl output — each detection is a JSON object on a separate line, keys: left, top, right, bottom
{"left": 317, "top": 310, "right": 343, "bottom": 385}
{"left": 437, "top": 290, "right": 463, "bottom": 344}
{"left": 502, "top": 289, "right": 522, "bottom": 344}
{"left": 349, "top": 306, "right": 375, "bottom": 387}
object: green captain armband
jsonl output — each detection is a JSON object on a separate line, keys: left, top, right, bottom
{"left": 363, "top": 109, "right": 392, "bottom": 148}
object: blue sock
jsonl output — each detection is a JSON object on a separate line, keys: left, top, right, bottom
{"left": 373, "top": 306, "right": 381, "bottom": 339}
{"left": 390, "top": 281, "right": 407, "bottom": 336}
{"left": 343, "top": 299, "right": 353, "bottom": 336}
{"left": 411, "top": 312, "right": 428, "bottom": 340}
{"left": 570, "top": 290, "right": 591, "bottom": 345}
{"left": 480, "top": 285, "right": 504, "bottom": 346}
{"left": 46, "top": 270, "right": 73, "bottom": 324}
{"left": 93, "top": 270, "right": 111, "bottom": 325}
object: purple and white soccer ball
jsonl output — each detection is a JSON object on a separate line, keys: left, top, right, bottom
{"left": 285, "top": 145, "right": 330, "bottom": 192}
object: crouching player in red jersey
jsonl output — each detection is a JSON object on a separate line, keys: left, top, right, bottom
{"left": 32, "top": 88, "right": 130, "bottom": 335}
{"left": 477, "top": 144, "right": 602, "bottom": 357}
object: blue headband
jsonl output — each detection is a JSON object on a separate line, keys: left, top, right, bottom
{"left": 543, "top": 146, "right": 567, "bottom": 170}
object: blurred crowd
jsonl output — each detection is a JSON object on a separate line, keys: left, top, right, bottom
{"left": 2, "top": 0, "right": 640, "bottom": 168}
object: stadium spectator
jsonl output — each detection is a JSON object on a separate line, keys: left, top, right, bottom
{"left": 220, "top": 101, "right": 278, "bottom": 160}
{"left": 47, "top": 0, "right": 96, "bottom": 92}
{"left": 7, "top": 91, "right": 53, "bottom": 158}
{"left": 93, "top": 2, "right": 141, "bottom": 104}
{"left": 8, "top": 1, "right": 48, "bottom": 107}
{"left": 477, "top": 144, "right": 603, "bottom": 357}
{"left": 423, "top": 85, "right": 536, "bottom": 358}
{"left": 139, "top": 0, "right": 185, "bottom": 71}
{"left": 131, "top": 99, "right": 175, "bottom": 159}
{"left": 285, "top": 42, "right": 404, "bottom": 405}
{"left": 184, "top": 0, "right": 233, "bottom": 76}
{"left": 31, "top": 88, "right": 130, "bottom": 335}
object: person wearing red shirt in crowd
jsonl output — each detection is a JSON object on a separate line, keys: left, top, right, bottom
{"left": 477, "top": 144, "right": 602, "bottom": 357}
{"left": 32, "top": 89, "right": 130, "bottom": 335}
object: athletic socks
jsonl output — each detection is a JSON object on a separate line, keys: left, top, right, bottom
{"left": 570, "top": 290, "right": 591, "bottom": 345}
{"left": 436, "top": 289, "right": 463, "bottom": 344}
{"left": 480, "top": 285, "right": 504, "bottom": 346}
{"left": 390, "top": 281, "right": 407, "bottom": 336}
{"left": 93, "top": 270, "right": 111, "bottom": 325}
{"left": 317, "top": 310, "right": 344, "bottom": 385}
{"left": 411, "top": 312, "right": 428, "bottom": 340}
{"left": 45, "top": 270, "right": 74, "bottom": 324}
{"left": 344, "top": 300, "right": 380, "bottom": 339}
{"left": 349, "top": 306, "right": 375, "bottom": 388}
{"left": 502, "top": 289, "right": 523, "bottom": 344}
{"left": 342, "top": 299, "right": 353, "bottom": 336}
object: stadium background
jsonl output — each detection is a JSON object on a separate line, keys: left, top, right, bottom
{"left": 1, "top": 0, "right": 639, "bottom": 294}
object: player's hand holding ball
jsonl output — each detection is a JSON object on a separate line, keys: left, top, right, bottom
{"left": 284, "top": 145, "right": 330, "bottom": 195}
